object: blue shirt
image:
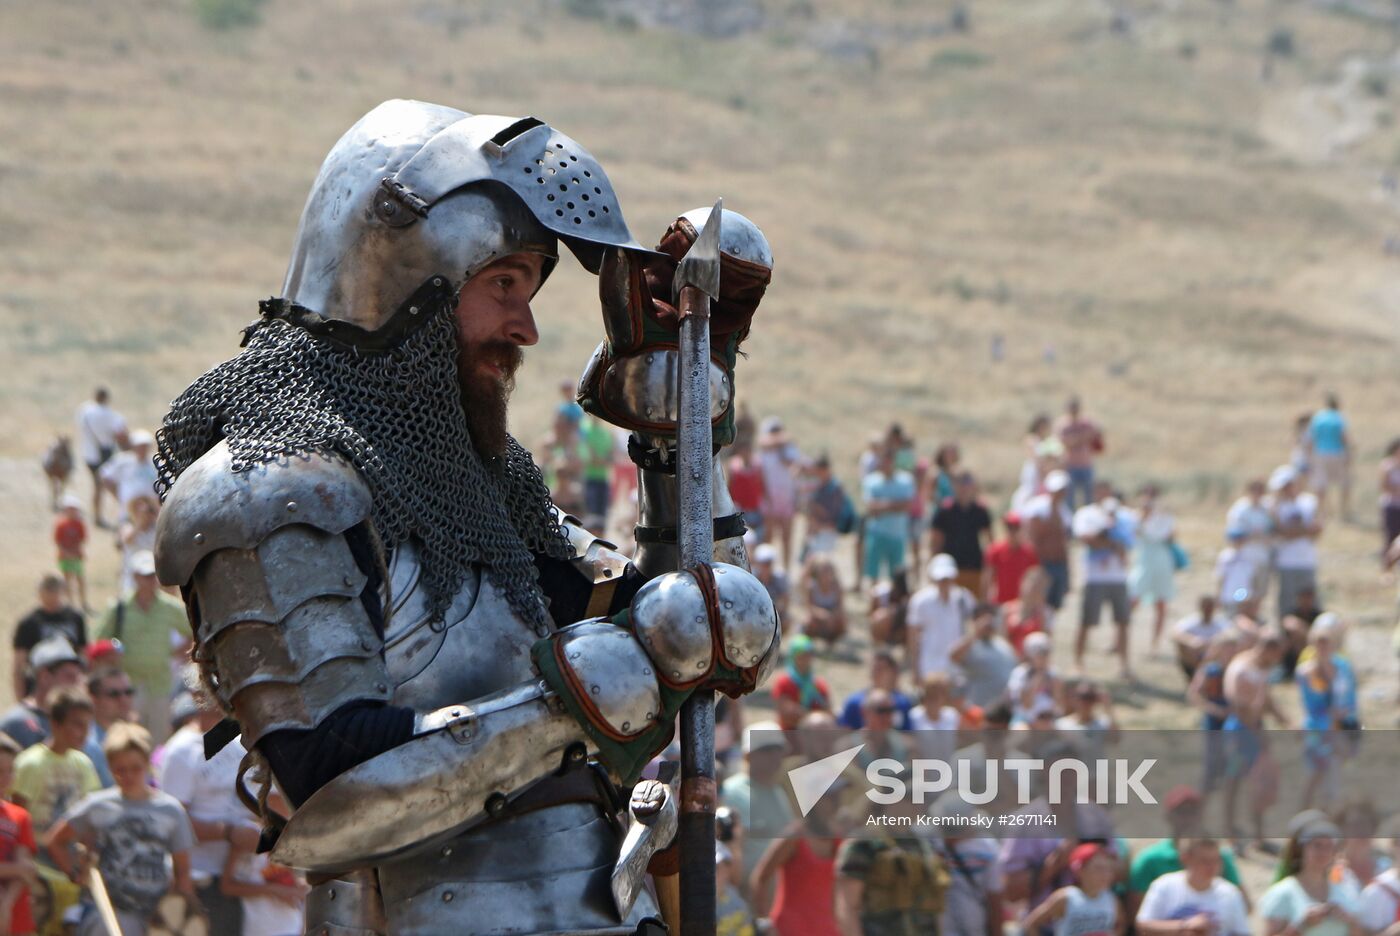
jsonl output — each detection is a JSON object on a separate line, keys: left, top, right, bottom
{"left": 862, "top": 470, "right": 914, "bottom": 541}
{"left": 837, "top": 689, "right": 915, "bottom": 731}
{"left": 1309, "top": 408, "right": 1347, "bottom": 455}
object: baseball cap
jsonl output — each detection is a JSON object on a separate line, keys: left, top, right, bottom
{"left": 753, "top": 543, "right": 778, "bottom": 564}
{"left": 129, "top": 550, "right": 157, "bottom": 578}
{"left": 85, "top": 639, "right": 124, "bottom": 668}
{"left": 1024, "top": 631, "right": 1052, "bottom": 656}
{"left": 928, "top": 553, "right": 958, "bottom": 581}
{"left": 1069, "top": 842, "right": 1107, "bottom": 874}
{"left": 743, "top": 721, "right": 787, "bottom": 754}
{"left": 128, "top": 429, "right": 155, "bottom": 447}
{"left": 760, "top": 417, "right": 784, "bottom": 435}
{"left": 59, "top": 493, "right": 84, "bottom": 511}
{"left": 1003, "top": 511, "right": 1022, "bottom": 528}
{"left": 1044, "top": 470, "right": 1070, "bottom": 493}
{"left": 788, "top": 633, "right": 815, "bottom": 658}
{"left": 31, "top": 637, "right": 82, "bottom": 672}
{"left": 1268, "top": 465, "right": 1297, "bottom": 492}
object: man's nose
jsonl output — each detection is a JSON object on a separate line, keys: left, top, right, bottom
{"left": 506, "top": 300, "right": 539, "bottom": 347}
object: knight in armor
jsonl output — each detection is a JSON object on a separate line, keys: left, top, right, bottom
{"left": 150, "top": 100, "right": 779, "bottom": 935}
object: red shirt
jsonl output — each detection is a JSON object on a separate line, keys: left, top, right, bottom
{"left": 769, "top": 670, "right": 831, "bottom": 730}
{"left": 0, "top": 800, "right": 37, "bottom": 935}
{"left": 984, "top": 539, "right": 1038, "bottom": 604}
{"left": 770, "top": 837, "right": 842, "bottom": 936}
{"left": 53, "top": 516, "right": 86, "bottom": 558}
{"left": 1002, "top": 601, "right": 1047, "bottom": 657}
{"left": 727, "top": 460, "right": 765, "bottom": 513}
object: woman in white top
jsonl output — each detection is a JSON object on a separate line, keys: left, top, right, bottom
{"left": 1259, "top": 817, "right": 1364, "bottom": 936}
{"left": 1129, "top": 485, "right": 1178, "bottom": 654}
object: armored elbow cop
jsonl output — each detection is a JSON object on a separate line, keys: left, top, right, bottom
{"left": 533, "top": 563, "right": 780, "bottom": 782}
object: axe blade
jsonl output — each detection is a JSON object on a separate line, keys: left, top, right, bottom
{"left": 672, "top": 198, "right": 723, "bottom": 302}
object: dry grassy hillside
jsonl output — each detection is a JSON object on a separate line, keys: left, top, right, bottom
{"left": 2, "top": 0, "right": 1400, "bottom": 689}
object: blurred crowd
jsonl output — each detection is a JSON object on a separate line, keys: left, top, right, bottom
{"left": 8, "top": 383, "right": 1399, "bottom": 936}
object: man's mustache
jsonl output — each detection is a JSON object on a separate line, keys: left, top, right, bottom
{"left": 471, "top": 341, "right": 525, "bottom": 383}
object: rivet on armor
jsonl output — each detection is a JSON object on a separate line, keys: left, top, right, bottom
{"left": 643, "top": 667, "right": 652, "bottom": 676}
{"left": 433, "top": 278, "right": 443, "bottom": 286}
{"left": 450, "top": 709, "right": 462, "bottom": 718}
{"left": 724, "top": 601, "right": 734, "bottom": 610}
{"left": 442, "top": 891, "right": 455, "bottom": 903}
{"left": 672, "top": 671, "right": 681, "bottom": 678}
{"left": 603, "top": 568, "right": 613, "bottom": 578}
{"left": 286, "top": 501, "right": 298, "bottom": 513}
{"left": 359, "top": 640, "right": 372, "bottom": 651}
{"left": 343, "top": 575, "right": 355, "bottom": 587}
{"left": 409, "top": 306, "right": 419, "bottom": 315}
{"left": 696, "top": 661, "right": 707, "bottom": 670}
{"left": 646, "top": 711, "right": 654, "bottom": 720}
{"left": 375, "top": 683, "right": 387, "bottom": 693}
{"left": 328, "top": 889, "right": 336, "bottom": 901}
{"left": 622, "top": 721, "right": 631, "bottom": 731}
{"left": 441, "top": 846, "right": 453, "bottom": 858}
{"left": 751, "top": 655, "right": 760, "bottom": 663}
{"left": 590, "top": 685, "right": 600, "bottom": 695}
{"left": 193, "top": 532, "right": 205, "bottom": 545}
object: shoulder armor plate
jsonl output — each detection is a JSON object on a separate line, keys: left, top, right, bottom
{"left": 155, "top": 440, "right": 372, "bottom": 586}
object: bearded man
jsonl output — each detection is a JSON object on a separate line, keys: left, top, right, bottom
{"left": 152, "top": 100, "right": 778, "bottom": 935}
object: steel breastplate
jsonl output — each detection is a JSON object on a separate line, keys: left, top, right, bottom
{"left": 315, "top": 539, "right": 658, "bottom": 935}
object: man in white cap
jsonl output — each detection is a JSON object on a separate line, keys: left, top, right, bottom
{"left": 752, "top": 542, "right": 791, "bottom": 622}
{"left": 907, "top": 553, "right": 976, "bottom": 683}
{"left": 1024, "top": 469, "right": 1073, "bottom": 613}
{"left": 1269, "top": 464, "right": 1321, "bottom": 618}
{"left": 99, "top": 428, "right": 158, "bottom": 525}
{"left": 95, "top": 550, "right": 190, "bottom": 743}
{"left": 0, "top": 636, "right": 86, "bottom": 749}
{"left": 720, "top": 720, "right": 793, "bottom": 885}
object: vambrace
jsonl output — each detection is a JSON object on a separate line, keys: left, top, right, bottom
{"left": 633, "top": 451, "right": 749, "bottom": 579}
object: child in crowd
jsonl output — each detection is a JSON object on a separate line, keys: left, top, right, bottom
{"left": 0, "top": 734, "right": 38, "bottom": 936}
{"left": 1187, "top": 631, "right": 1240, "bottom": 801}
{"left": 798, "top": 554, "right": 847, "bottom": 648}
{"left": 1021, "top": 843, "right": 1120, "bottom": 936}
{"left": 220, "top": 784, "right": 306, "bottom": 935}
{"left": 12, "top": 687, "right": 100, "bottom": 837}
{"left": 53, "top": 495, "right": 88, "bottom": 612}
{"left": 1214, "top": 529, "right": 1255, "bottom": 616}
{"left": 47, "top": 723, "right": 197, "bottom": 936}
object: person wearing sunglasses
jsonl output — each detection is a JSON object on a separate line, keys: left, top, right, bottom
{"left": 83, "top": 669, "right": 136, "bottom": 788}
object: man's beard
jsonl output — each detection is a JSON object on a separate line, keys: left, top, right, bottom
{"left": 458, "top": 340, "right": 524, "bottom": 458}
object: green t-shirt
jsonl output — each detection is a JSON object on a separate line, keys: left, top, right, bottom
{"left": 580, "top": 418, "right": 614, "bottom": 483}
{"left": 13, "top": 744, "right": 101, "bottom": 834}
{"left": 1128, "top": 838, "right": 1242, "bottom": 894}
{"left": 97, "top": 592, "right": 190, "bottom": 696}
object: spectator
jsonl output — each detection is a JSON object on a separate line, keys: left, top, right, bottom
{"left": 727, "top": 445, "right": 766, "bottom": 544}
{"left": 1020, "top": 843, "right": 1120, "bottom": 936}
{"left": 1016, "top": 414, "right": 1055, "bottom": 503}
{"left": 907, "top": 554, "right": 976, "bottom": 683}
{"left": 1223, "top": 627, "right": 1290, "bottom": 852}
{"left": 12, "top": 687, "right": 100, "bottom": 837}
{"left": 1226, "top": 478, "right": 1275, "bottom": 600}
{"left": 1002, "top": 568, "right": 1052, "bottom": 657}
{"left": 158, "top": 682, "right": 256, "bottom": 936}
{"left": 1358, "top": 817, "right": 1400, "bottom": 933}
{"left": 1380, "top": 439, "right": 1400, "bottom": 558}
{"left": 1, "top": 637, "right": 86, "bottom": 751}
{"left": 769, "top": 634, "right": 831, "bottom": 731}
{"left": 716, "top": 843, "right": 757, "bottom": 936}
{"left": 797, "top": 554, "right": 847, "bottom": 648}
{"left": 1055, "top": 396, "right": 1105, "bottom": 511}
{"left": 1127, "top": 786, "right": 1246, "bottom": 920}
{"left": 1023, "top": 470, "right": 1073, "bottom": 613}
{"left": 1186, "top": 632, "right": 1241, "bottom": 799}
{"left": 886, "top": 426, "right": 929, "bottom": 576}
{"left": 721, "top": 723, "right": 794, "bottom": 887}
{"left": 578, "top": 413, "right": 613, "bottom": 531}
{"left": 929, "top": 471, "right": 993, "bottom": 596}
{"left": 1055, "top": 679, "right": 1119, "bottom": 761}
{"left": 749, "top": 789, "right": 843, "bottom": 936}
{"left": 1296, "top": 615, "right": 1359, "bottom": 811}
{"left": 537, "top": 406, "right": 586, "bottom": 517}
{"left": 949, "top": 603, "right": 1018, "bottom": 709}
{"left": 1291, "top": 412, "right": 1315, "bottom": 482}
{"left": 984, "top": 512, "right": 1038, "bottom": 606}
{"left": 98, "top": 429, "right": 157, "bottom": 526}
{"left": 1282, "top": 586, "right": 1325, "bottom": 678}
{"left": 928, "top": 443, "right": 961, "bottom": 509}
{"left": 0, "top": 733, "right": 38, "bottom": 936}
{"left": 1308, "top": 393, "right": 1352, "bottom": 520}
{"left": 1215, "top": 529, "right": 1257, "bottom": 615}
{"left": 95, "top": 550, "right": 191, "bottom": 743}
{"left": 834, "top": 788, "right": 948, "bottom": 936}
{"left": 929, "top": 797, "right": 1003, "bottom": 936}
{"left": 84, "top": 669, "right": 135, "bottom": 789}
{"left": 74, "top": 387, "right": 127, "bottom": 528}
{"left": 757, "top": 418, "right": 801, "bottom": 569}
{"left": 11, "top": 575, "right": 86, "bottom": 704}
{"left": 866, "top": 570, "right": 910, "bottom": 649}
{"left": 860, "top": 448, "right": 915, "bottom": 592}
{"left": 1130, "top": 484, "right": 1178, "bottom": 654}
{"left": 1271, "top": 465, "right": 1322, "bottom": 619}
{"left": 908, "top": 672, "right": 961, "bottom": 760}
{"left": 1334, "top": 801, "right": 1384, "bottom": 887}
{"left": 117, "top": 494, "right": 159, "bottom": 594}
{"left": 1007, "top": 632, "right": 1062, "bottom": 725}
{"left": 47, "top": 723, "right": 198, "bottom": 936}
{"left": 751, "top": 544, "right": 791, "bottom": 626}
{"left": 845, "top": 688, "right": 912, "bottom": 771}
{"left": 801, "top": 454, "right": 855, "bottom": 560}
{"left": 1072, "top": 491, "right": 1135, "bottom": 678}
{"left": 1135, "top": 838, "right": 1250, "bottom": 936}
{"left": 837, "top": 651, "right": 913, "bottom": 731}
{"left": 1172, "top": 595, "right": 1233, "bottom": 679}
{"left": 1259, "top": 815, "right": 1362, "bottom": 935}
{"left": 956, "top": 703, "right": 1027, "bottom": 817}
{"left": 53, "top": 495, "right": 88, "bottom": 613}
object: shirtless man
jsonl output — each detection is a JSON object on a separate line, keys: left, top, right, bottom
{"left": 1222, "top": 628, "right": 1290, "bottom": 853}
